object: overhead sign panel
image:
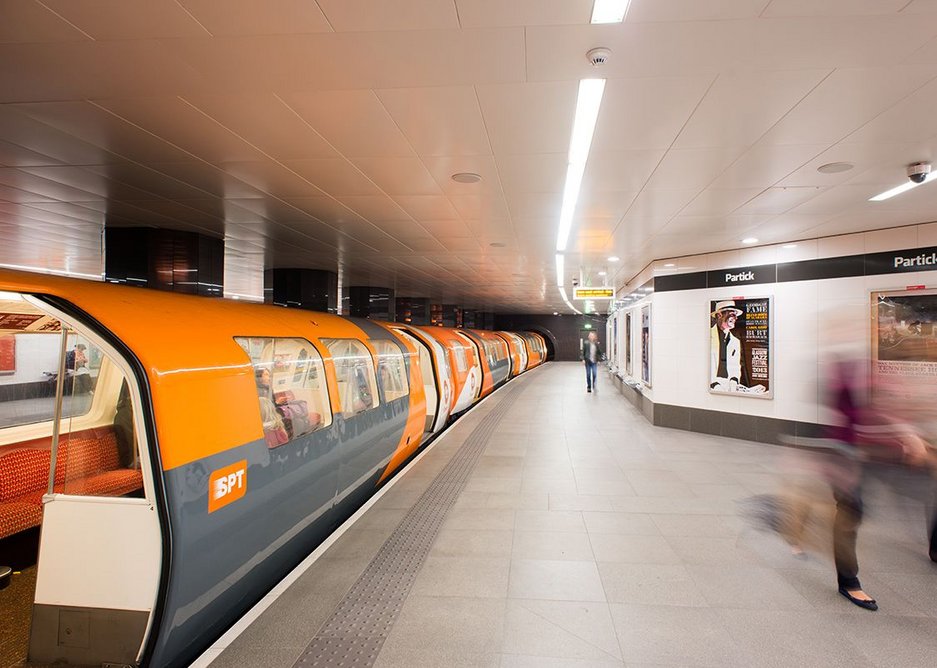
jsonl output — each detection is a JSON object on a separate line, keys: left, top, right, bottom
{"left": 573, "top": 287, "right": 614, "bottom": 300}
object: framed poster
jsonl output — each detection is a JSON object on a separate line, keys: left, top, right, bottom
{"left": 871, "top": 289, "right": 937, "bottom": 413}
{"left": 625, "top": 311, "right": 632, "bottom": 377}
{"left": 709, "top": 297, "right": 771, "bottom": 398}
{"left": 641, "top": 305, "right": 651, "bottom": 386}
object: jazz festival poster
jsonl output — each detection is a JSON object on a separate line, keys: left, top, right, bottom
{"left": 872, "top": 290, "right": 937, "bottom": 412}
{"left": 709, "top": 297, "right": 771, "bottom": 398}
{"left": 641, "top": 305, "right": 651, "bottom": 386}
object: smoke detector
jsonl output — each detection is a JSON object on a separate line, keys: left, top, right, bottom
{"left": 587, "top": 47, "right": 611, "bottom": 68}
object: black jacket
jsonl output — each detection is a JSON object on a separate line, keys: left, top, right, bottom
{"left": 581, "top": 339, "right": 604, "bottom": 363}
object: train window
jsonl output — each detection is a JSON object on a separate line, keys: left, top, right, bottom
{"left": 372, "top": 339, "right": 409, "bottom": 402}
{"left": 453, "top": 345, "right": 467, "bottom": 373}
{"left": 235, "top": 337, "right": 331, "bottom": 448}
{"left": 321, "top": 339, "right": 378, "bottom": 416}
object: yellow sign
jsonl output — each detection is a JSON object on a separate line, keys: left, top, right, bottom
{"left": 573, "top": 287, "right": 614, "bottom": 300}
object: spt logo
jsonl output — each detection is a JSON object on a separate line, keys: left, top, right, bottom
{"left": 208, "top": 460, "right": 247, "bottom": 513}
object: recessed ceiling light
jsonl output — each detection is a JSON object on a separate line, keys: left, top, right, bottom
{"left": 742, "top": 237, "right": 758, "bottom": 244}
{"left": 607, "top": 256, "right": 620, "bottom": 262}
{"left": 553, "top": 311, "right": 559, "bottom": 316}
{"left": 817, "top": 162, "right": 854, "bottom": 174}
{"left": 783, "top": 243, "right": 797, "bottom": 249}
{"left": 664, "top": 263, "right": 675, "bottom": 267}
{"left": 451, "top": 172, "right": 482, "bottom": 184}
{"left": 598, "top": 271, "right": 606, "bottom": 276}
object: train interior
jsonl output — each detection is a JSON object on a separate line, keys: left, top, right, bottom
{"left": 0, "top": 291, "right": 157, "bottom": 667}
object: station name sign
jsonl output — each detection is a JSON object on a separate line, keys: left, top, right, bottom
{"left": 573, "top": 287, "right": 615, "bottom": 300}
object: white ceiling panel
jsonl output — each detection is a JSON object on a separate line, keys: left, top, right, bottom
{"left": 496, "top": 153, "right": 566, "bottom": 194}
{"left": 352, "top": 157, "right": 443, "bottom": 196}
{"left": 674, "top": 70, "right": 829, "bottom": 149}
{"left": 179, "top": 0, "right": 333, "bottom": 36}
{"left": 476, "top": 82, "right": 577, "bottom": 155}
{"left": 592, "top": 76, "right": 713, "bottom": 151}
{"left": 393, "top": 195, "right": 460, "bottom": 222}
{"left": 904, "top": 1, "right": 937, "bottom": 13}
{"left": 282, "top": 91, "right": 415, "bottom": 159}
{"left": 582, "top": 151, "right": 665, "bottom": 193}
{"left": 643, "top": 148, "right": 742, "bottom": 192}
{"left": 842, "top": 75, "right": 937, "bottom": 145}
{"left": 708, "top": 144, "right": 826, "bottom": 190}
{"left": 455, "top": 0, "right": 592, "bottom": 28}
{"left": 377, "top": 86, "right": 492, "bottom": 157}
{"left": 0, "top": 0, "right": 90, "bottom": 43}
{"left": 680, "top": 188, "right": 763, "bottom": 216}
{"left": 762, "top": 0, "right": 910, "bottom": 18}
{"left": 317, "top": 0, "right": 459, "bottom": 32}
{"left": 336, "top": 195, "right": 413, "bottom": 223}
{"left": 449, "top": 194, "right": 511, "bottom": 221}
{"left": 761, "top": 66, "right": 937, "bottom": 146}
{"left": 283, "top": 159, "right": 383, "bottom": 197}
{"left": 180, "top": 94, "right": 341, "bottom": 161}
{"left": 40, "top": 0, "right": 209, "bottom": 39}
{"left": 734, "top": 186, "right": 825, "bottom": 215}
{"left": 628, "top": 0, "right": 771, "bottom": 22}
{"left": 219, "top": 162, "right": 327, "bottom": 199}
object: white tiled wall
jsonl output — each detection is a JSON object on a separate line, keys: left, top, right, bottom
{"left": 614, "top": 222, "right": 937, "bottom": 423}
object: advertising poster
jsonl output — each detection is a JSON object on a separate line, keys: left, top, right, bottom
{"left": 872, "top": 290, "right": 937, "bottom": 412}
{"left": 709, "top": 297, "right": 771, "bottom": 397}
{"left": 641, "top": 305, "right": 651, "bottom": 386}
{"left": 625, "top": 311, "right": 632, "bottom": 377}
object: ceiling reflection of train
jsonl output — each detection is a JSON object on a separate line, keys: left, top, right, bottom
{"left": 0, "top": 269, "right": 547, "bottom": 668}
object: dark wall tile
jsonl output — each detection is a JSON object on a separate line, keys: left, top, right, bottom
{"left": 689, "top": 408, "right": 722, "bottom": 436}
{"left": 721, "top": 413, "right": 758, "bottom": 441}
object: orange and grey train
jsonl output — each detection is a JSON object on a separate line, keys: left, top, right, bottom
{"left": 0, "top": 268, "right": 546, "bottom": 667}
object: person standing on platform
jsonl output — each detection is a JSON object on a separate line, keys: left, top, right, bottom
{"left": 581, "top": 331, "right": 603, "bottom": 393}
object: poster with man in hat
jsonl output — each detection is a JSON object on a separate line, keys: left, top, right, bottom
{"left": 710, "top": 298, "right": 770, "bottom": 397}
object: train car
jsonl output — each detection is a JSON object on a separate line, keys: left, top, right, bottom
{"left": 495, "top": 331, "right": 529, "bottom": 377}
{"left": 416, "top": 326, "right": 482, "bottom": 415}
{"left": 383, "top": 323, "right": 453, "bottom": 437}
{"left": 0, "top": 269, "right": 554, "bottom": 668}
{"left": 518, "top": 331, "right": 548, "bottom": 367}
{"left": 459, "top": 329, "right": 511, "bottom": 396}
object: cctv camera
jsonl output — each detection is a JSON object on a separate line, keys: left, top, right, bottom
{"left": 572, "top": 279, "right": 579, "bottom": 286}
{"left": 907, "top": 162, "right": 931, "bottom": 184}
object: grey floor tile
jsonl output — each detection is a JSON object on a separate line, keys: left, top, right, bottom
{"left": 716, "top": 608, "right": 873, "bottom": 668}
{"left": 664, "top": 536, "right": 764, "bottom": 566}
{"left": 590, "top": 533, "right": 682, "bottom": 565}
{"left": 512, "top": 531, "right": 595, "bottom": 561}
{"left": 549, "top": 493, "right": 620, "bottom": 511}
{"left": 486, "top": 492, "right": 550, "bottom": 510}
{"left": 430, "top": 529, "right": 514, "bottom": 558}
{"left": 839, "top": 611, "right": 937, "bottom": 667}
{"left": 207, "top": 644, "right": 304, "bottom": 668}
{"left": 687, "top": 564, "right": 812, "bottom": 610}
{"left": 500, "top": 655, "right": 624, "bottom": 667}
{"left": 443, "top": 507, "right": 516, "bottom": 532}
{"left": 502, "top": 599, "right": 622, "bottom": 662}
{"left": 378, "top": 595, "right": 507, "bottom": 659}
{"left": 508, "top": 559, "right": 606, "bottom": 602}
{"left": 598, "top": 562, "right": 708, "bottom": 607}
{"left": 410, "top": 556, "right": 511, "bottom": 599}
{"left": 515, "top": 510, "right": 587, "bottom": 533}
{"left": 583, "top": 512, "right": 662, "bottom": 536}
{"left": 650, "top": 513, "right": 743, "bottom": 537}
{"left": 609, "top": 604, "right": 751, "bottom": 666}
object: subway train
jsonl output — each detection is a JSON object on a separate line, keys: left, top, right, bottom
{"left": 0, "top": 268, "right": 547, "bottom": 668}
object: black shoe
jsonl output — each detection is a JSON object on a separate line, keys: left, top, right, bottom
{"left": 587, "top": 388, "right": 592, "bottom": 392}
{"left": 839, "top": 587, "right": 877, "bottom": 611}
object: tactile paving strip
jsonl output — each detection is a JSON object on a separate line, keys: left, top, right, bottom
{"left": 293, "top": 378, "right": 528, "bottom": 667}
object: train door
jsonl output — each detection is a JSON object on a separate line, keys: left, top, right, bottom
{"left": 0, "top": 292, "right": 160, "bottom": 667}
{"left": 391, "top": 329, "right": 439, "bottom": 434}
{"left": 511, "top": 333, "right": 529, "bottom": 372}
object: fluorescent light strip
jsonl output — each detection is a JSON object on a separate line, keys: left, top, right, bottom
{"left": 869, "top": 172, "right": 937, "bottom": 201}
{"left": 555, "top": 253, "right": 564, "bottom": 287}
{"left": 591, "top": 0, "right": 631, "bottom": 23}
{"left": 559, "top": 287, "right": 582, "bottom": 315}
{"left": 556, "top": 78, "right": 606, "bottom": 253}
{"left": 0, "top": 263, "right": 103, "bottom": 281}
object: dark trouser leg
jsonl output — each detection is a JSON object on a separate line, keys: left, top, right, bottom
{"left": 833, "top": 483, "right": 864, "bottom": 590}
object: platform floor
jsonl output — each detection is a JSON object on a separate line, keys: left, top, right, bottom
{"left": 201, "top": 362, "right": 937, "bottom": 668}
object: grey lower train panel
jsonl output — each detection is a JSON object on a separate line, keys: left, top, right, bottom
{"left": 29, "top": 604, "right": 149, "bottom": 666}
